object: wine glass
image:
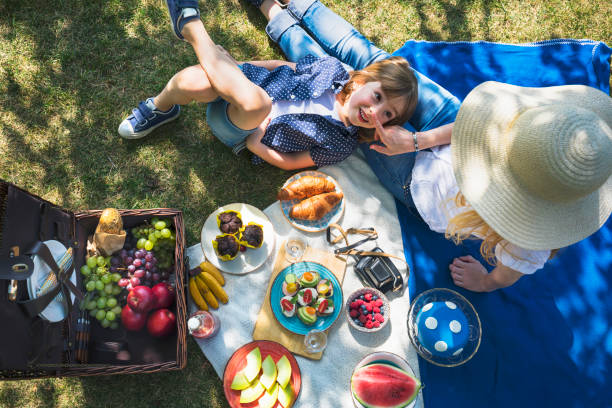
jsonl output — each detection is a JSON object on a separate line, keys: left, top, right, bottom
{"left": 304, "top": 329, "right": 327, "bottom": 353}
{"left": 285, "top": 236, "right": 306, "bottom": 263}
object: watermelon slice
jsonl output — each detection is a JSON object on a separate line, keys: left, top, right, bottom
{"left": 351, "top": 363, "right": 421, "bottom": 408}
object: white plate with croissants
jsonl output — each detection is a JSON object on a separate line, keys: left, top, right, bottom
{"left": 278, "top": 171, "right": 345, "bottom": 232}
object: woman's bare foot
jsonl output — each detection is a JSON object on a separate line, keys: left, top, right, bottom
{"left": 449, "top": 255, "right": 489, "bottom": 292}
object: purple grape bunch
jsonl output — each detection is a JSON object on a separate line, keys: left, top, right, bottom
{"left": 116, "top": 248, "right": 170, "bottom": 291}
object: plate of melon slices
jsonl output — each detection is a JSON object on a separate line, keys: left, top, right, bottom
{"left": 223, "top": 340, "right": 301, "bottom": 408}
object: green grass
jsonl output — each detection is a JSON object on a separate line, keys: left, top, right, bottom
{"left": 0, "top": 0, "right": 610, "bottom": 406}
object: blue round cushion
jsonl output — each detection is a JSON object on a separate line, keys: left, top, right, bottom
{"left": 416, "top": 301, "right": 469, "bottom": 357}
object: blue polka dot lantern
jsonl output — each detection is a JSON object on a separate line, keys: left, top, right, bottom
{"left": 416, "top": 301, "right": 469, "bottom": 357}
{"left": 408, "top": 288, "right": 482, "bottom": 367}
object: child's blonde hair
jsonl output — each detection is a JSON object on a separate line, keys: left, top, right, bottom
{"left": 446, "top": 192, "right": 558, "bottom": 265}
{"left": 337, "top": 56, "right": 418, "bottom": 142}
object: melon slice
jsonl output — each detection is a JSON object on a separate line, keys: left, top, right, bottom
{"left": 276, "top": 355, "right": 292, "bottom": 389}
{"left": 351, "top": 363, "right": 421, "bottom": 408}
{"left": 278, "top": 383, "right": 295, "bottom": 408}
{"left": 230, "top": 370, "right": 250, "bottom": 390}
{"left": 258, "top": 382, "right": 279, "bottom": 408}
{"left": 260, "top": 355, "right": 278, "bottom": 390}
{"left": 244, "top": 347, "right": 262, "bottom": 383}
{"left": 240, "top": 377, "right": 265, "bottom": 404}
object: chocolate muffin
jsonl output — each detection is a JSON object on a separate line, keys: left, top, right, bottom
{"left": 212, "top": 234, "right": 240, "bottom": 261}
{"left": 217, "top": 210, "right": 242, "bottom": 234}
{"left": 239, "top": 222, "right": 264, "bottom": 249}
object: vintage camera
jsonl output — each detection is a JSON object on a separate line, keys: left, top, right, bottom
{"left": 353, "top": 247, "right": 403, "bottom": 294}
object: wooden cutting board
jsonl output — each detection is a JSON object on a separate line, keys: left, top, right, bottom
{"left": 252, "top": 241, "right": 346, "bottom": 359}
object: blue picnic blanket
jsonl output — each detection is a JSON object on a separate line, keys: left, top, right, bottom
{"left": 393, "top": 39, "right": 612, "bottom": 408}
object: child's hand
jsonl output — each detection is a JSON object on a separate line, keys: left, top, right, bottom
{"left": 449, "top": 255, "right": 489, "bottom": 292}
{"left": 246, "top": 118, "right": 271, "bottom": 150}
{"left": 370, "top": 115, "right": 418, "bottom": 155}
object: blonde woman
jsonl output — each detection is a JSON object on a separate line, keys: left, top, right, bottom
{"left": 405, "top": 82, "right": 611, "bottom": 292}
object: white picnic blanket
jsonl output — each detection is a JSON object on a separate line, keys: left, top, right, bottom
{"left": 186, "top": 150, "right": 424, "bottom": 408}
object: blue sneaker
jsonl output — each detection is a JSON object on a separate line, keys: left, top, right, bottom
{"left": 166, "top": 0, "right": 200, "bottom": 41}
{"left": 118, "top": 98, "right": 180, "bottom": 139}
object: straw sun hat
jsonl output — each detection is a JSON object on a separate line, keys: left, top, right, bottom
{"left": 452, "top": 81, "right": 612, "bottom": 251}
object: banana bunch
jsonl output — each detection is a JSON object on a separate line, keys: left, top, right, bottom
{"left": 189, "top": 260, "right": 228, "bottom": 311}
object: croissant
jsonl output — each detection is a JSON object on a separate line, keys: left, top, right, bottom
{"left": 289, "top": 192, "right": 344, "bottom": 221}
{"left": 278, "top": 176, "right": 336, "bottom": 201}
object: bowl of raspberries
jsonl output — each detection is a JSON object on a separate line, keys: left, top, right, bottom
{"left": 346, "top": 287, "right": 389, "bottom": 333}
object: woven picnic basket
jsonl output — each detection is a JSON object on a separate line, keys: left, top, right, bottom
{"left": 0, "top": 180, "right": 187, "bottom": 379}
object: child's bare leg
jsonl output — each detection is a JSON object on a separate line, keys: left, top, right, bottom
{"left": 180, "top": 20, "right": 271, "bottom": 130}
{"left": 153, "top": 65, "right": 218, "bottom": 112}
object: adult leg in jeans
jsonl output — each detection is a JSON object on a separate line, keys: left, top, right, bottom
{"left": 260, "top": 0, "right": 334, "bottom": 63}
{"left": 284, "top": 0, "right": 388, "bottom": 70}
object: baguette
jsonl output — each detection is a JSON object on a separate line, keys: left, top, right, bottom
{"left": 278, "top": 176, "right": 336, "bottom": 200}
{"left": 289, "top": 192, "right": 344, "bottom": 221}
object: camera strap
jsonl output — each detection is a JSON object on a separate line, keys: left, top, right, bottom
{"left": 326, "top": 223, "right": 407, "bottom": 264}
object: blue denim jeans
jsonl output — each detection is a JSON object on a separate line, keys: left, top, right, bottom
{"left": 265, "top": 0, "right": 460, "bottom": 208}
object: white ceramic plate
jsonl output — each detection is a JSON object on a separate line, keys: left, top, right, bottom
{"left": 201, "top": 203, "right": 276, "bottom": 275}
{"left": 279, "top": 170, "right": 345, "bottom": 232}
{"left": 27, "top": 240, "right": 76, "bottom": 322}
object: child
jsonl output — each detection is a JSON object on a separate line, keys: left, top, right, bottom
{"left": 117, "top": 0, "right": 417, "bottom": 171}
{"left": 249, "top": 0, "right": 612, "bottom": 291}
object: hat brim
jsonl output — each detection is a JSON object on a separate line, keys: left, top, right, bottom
{"left": 452, "top": 82, "right": 612, "bottom": 250}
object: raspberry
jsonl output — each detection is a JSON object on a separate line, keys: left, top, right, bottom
{"left": 374, "top": 313, "right": 384, "bottom": 322}
{"left": 358, "top": 314, "right": 367, "bottom": 324}
{"left": 356, "top": 299, "right": 365, "bottom": 306}
{"left": 373, "top": 307, "right": 380, "bottom": 314}
{"left": 365, "top": 320, "right": 374, "bottom": 329}
{"left": 350, "top": 301, "right": 359, "bottom": 310}
{"left": 375, "top": 299, "right": 383, "bottom": 307}
{"left": 373, "top": 321, "right": 381, "bottom": 328}
{"left": 364, "top": 293, "right": 373, "bottom": 301}
{"left": 349, "top": 309, "right": 359, "bottom": 318}
{"left": 365, "top": 304, "right": 373, "bottom": 312}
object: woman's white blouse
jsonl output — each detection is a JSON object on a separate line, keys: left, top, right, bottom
{"left": 410, "top": 144, "right": 550, "bottom": 275}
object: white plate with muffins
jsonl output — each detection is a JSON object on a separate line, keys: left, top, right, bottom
{"left": 201, "top": 203, "right": 276, "bottom": 275}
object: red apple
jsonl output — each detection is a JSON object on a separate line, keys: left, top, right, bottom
{"left": 151, "top": 282, "right": 176, "bottom": 309}
{"left": 147, "top": 308, "right": 176, "bottom": 337}
{"left": 127, "top": 285, "right": 155, "bottom": 313}
{"left": 121, "top": 304, "right": 147, "bottom": 331}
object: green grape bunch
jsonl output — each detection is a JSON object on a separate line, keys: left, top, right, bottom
{"left": 80, "top": 255, "right": 123, "bottom": 329}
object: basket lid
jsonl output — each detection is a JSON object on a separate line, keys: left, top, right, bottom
{"left": 0, "top": 179, "right": 75, "bottom": 258}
